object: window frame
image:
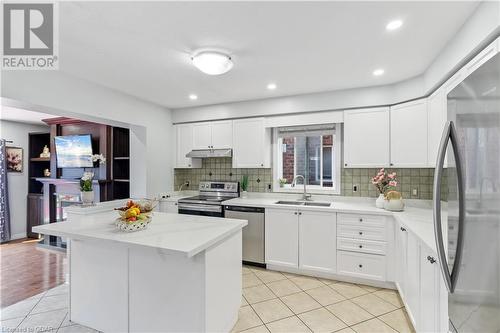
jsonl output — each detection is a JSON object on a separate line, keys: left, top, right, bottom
{"left": 272, "top": 125, "right": 342, "bottom": 195}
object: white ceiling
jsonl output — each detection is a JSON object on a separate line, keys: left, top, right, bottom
{"left": 0, "top": 106, "right": 53, "bottom": 126}
{"left": 58, "top": 1, "right": 479, "bottom": 109}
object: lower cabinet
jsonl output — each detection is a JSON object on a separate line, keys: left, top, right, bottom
{"left": 265, "top": 208, "right": 335, "bottom": 273}
{"left": 265, "top": 208, "right": 299, "bottom": 268}
{"left": 395, "top": 221, "right": 447, "bottom": 333}
{"left": 298, "top": 210, "right": 336, "bottom": 274}
{"left": 159, "top": 200, "right": 178, "bottom": 214}
{"left": 27, "top": 193, "right": 43, "bottom": 238}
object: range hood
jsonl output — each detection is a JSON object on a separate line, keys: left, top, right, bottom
{"left": 186, "top": 148, "right": 232, "bottom": 158}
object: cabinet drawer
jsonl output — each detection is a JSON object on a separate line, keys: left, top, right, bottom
{"left": 337, "top": 224, "right": 386, "bottom": 241}
{"left": 337, "top": 251, "right": 387, "bottom": 281}
{"left": 338, "top": 213, "right": 386, "bottom": 228}
{"left": 337, "top": 237, "right": 387, "bottom": 255}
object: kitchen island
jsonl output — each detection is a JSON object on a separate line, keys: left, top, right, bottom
{"left": 32, "top": 203, "right": 247, "bottom": 333}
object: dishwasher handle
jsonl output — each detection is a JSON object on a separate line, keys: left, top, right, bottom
{"left": 225, "top": 205, "right": 265, "bottom": 213}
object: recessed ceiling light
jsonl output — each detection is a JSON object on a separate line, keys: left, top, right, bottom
{"left": 191, "top": 51, "right": 233, "bottom": 75}
{"left": 189, "top": 94, "right": 198, "bottom": 100}
{"left": 386, "top": 19, "right": 403, "bottom": 31}
{"left": 373, "top": 69, "right": 385, "bottom": 76}
{"left": 267, "top": 83, "right": 277, "bottom": 90}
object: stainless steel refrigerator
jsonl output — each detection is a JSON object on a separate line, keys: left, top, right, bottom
{"left": 433, "top": 53, "right": 500, "bottom": 333}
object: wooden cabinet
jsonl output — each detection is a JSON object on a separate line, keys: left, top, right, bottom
{"left": 298, "top": 209, "right": 336, "bottom": 274}
{"left": 343, "top": 107, "right": 390, "bottom": 168}
{"left": 265, "top": 208, "right": 299, "bottom": 268}
{"left": 232, "top": 118, "right": 271, "bottom": 168}
{"left": 175, "top": 124, "right": 201, "bottom": 168}
{"left": 27, "top": 193, "right": 43, "bottom": 238}
{"left": 193, "top": 120, "right": 233, "bottom": 149}
{"left": 390, "top": 99, "right": 428, "bottom": 167}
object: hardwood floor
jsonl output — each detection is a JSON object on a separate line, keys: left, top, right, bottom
{"left": 0, "top": 238, "right": 67, "bottom": 308}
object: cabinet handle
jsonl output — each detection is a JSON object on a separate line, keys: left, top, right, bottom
{"left": 188, "top": 164, "right": 191, "bottom": 167}
{"left": 400, "top": 227, "right": 406, "bottom": 232}
{"left": 345, "top": 163, "right": 348, "bottom": 167}
{"left": 174, "top": 203, "right": 178, "bottom": 206}
{"left": 299, "top": 212, "right": 302, "bottom": 215}
{"left": 359, "top": 231, "right": 363, "bottom": 235}
{"left": 359, "top": 245, "right": 363, "bottom": 248}
{"left": 390, "top": 163, "right": 394, "bottom": 166}
{"left": 359, "top": 218, "right": 363, "bottom": 222}
{"left": 294, "top": 212, "right": 297, "bottom": 215}
{"left": 427, "top": 256, "right": 436, "bottom": 264}
{"left": 261, "top": 163, "right": 264, "bottom": 167}
{"left": 358, "top": 264, "right": 363, "bottom": 268}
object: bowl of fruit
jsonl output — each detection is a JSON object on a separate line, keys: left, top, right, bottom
{"left": 115, "top": 199, "right": 155, "bottom": 232}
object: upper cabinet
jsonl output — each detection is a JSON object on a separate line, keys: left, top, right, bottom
{"left": 427, "top": 89, "right": 447, "bottom": 167}
{"left": 193, "top": 120, "right": 233, "bottom": 149}
{"left": 390, "top": 99, "right": 428, "bottom": 168}
{"left": 175, "top": 124, "right": 201, "bottom": 168}
{"left": 344, "top": 107, "right": 390, "bottom": 168}
{"left": 232, "top": 118, "right": 271, "bottom": 168}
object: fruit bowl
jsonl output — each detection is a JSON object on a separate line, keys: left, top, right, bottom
{"left": 115, "top": 216, "right": 152, "bottom": 232}
{"left": 115, "top": 199, "right": 155, "bottom": 232}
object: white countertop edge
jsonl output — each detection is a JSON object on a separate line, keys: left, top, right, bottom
{"left": 33, "top": 218, "right": 247, "bottom": 258}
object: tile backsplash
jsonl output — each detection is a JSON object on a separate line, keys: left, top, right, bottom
{"left": 174, "top": 158, "right": 447, "bottom": 200}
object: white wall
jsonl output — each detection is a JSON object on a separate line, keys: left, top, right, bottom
{"left": 0, "top": 120, "right": 50, "bottom": 240}
{"left": 1, "top": 71, "right": 174, "bottom": 197}
{"left": 172, "top": 1, "right": 499, "bottom": 124}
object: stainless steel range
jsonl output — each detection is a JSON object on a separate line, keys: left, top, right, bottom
{"left": 178, "top": 181, "right": 239, "bottom": 217}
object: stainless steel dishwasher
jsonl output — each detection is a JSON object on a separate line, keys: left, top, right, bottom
{"left": 224, "top": 205, "right": 265, "bottom": 266}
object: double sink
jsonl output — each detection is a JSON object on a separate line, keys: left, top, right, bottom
{"left": 274, "top": 200, "right": 332, "bottom": 207}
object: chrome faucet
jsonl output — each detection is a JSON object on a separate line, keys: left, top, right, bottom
{"left": 292, "top": 175, "right": 312, "bottom": 201}
{"left": 178, "top": 181, "right": 190, "bottom": 192}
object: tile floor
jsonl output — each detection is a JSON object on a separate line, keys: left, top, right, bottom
{"left": 236, "top": 266, "right": 414, "bottom": 333}
{"left": 0, "top": 266, "right": 414, "bottom": 333}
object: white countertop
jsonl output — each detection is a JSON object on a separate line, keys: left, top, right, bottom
{"left": 222, "top": 196, "right": 440, "bottom": 253}
{"left": 33, "top": 211, "right": 247, "bottom": 258}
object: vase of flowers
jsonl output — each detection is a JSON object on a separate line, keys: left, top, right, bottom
{"left": 371, "top": 168, "right": 398, "bottom": 208}
{"left": 80, "top": 171, "right": 95, "bottom": 205}
{"left": 278, "top": 178, "right": 287, "bottom": 188}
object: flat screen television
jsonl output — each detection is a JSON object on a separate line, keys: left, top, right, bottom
{"left": 54, "top": 134, "right": 94, "bottom": 168}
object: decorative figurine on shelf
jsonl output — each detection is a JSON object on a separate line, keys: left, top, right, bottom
{"left": 43, "top": 168, "right": 51, "bottom": 177}
{"left": 39, "top": 145, "right": 50, "bottom": 158}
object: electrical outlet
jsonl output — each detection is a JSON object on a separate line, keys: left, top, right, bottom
{"left": 185, "top": 181, "right": 190, "bottom": 187}
{"left": 353, "top": 184, "right": 358, "bottom": 192}
{"left": 412, "top": 188, "right": 418, "bottom": 196}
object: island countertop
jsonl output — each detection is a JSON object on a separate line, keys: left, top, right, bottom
{"left": 32, "top": 211, "right": 247, "bottom": 258}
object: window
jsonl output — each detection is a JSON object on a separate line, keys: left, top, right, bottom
{"left": 274, "top": 124, "right": 341, "bottom": 193}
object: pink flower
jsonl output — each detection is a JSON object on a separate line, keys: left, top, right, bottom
{"left": 389, "top": 180, "right": 398, "bottom": 187}
{"left": 388, "top": 173, "right": 396, "bottom": 179}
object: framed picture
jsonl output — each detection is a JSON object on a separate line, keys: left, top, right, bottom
{"left": 6, "top": 146, "right": 23, "bottom": 173}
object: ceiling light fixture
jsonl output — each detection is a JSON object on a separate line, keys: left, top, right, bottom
{"left": 386, "top": 19, "right": 403, "bottom": 31}
{"left": 267, "top": 83, "right": 277, "bottom": 90}
{"left": 189, "top": 94, "right": 198, "bottom": 100}
{"left": 191, "top": 51, "right": 233, "bottom": 75}
{"left": 373, "top": 69, "right": 385, "bottom": 76}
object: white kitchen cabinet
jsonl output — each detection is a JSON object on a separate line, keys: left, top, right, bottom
{"left": 395, "top": 224, "right": 408, "bottom": 299}
{"left": 193, "top": 120, "right": 233, "bottom": 149}
{"left": 265, "top": 208, "right": 299, "bottom": 268}
{"left": 419, "top": 244, "right": 442, "bottom": 333}
{"left": 298, "top": 209, "right": 336, "bottom": 274}
{"left": 175, "top": 124, "right": 201, "bottom": 168}
{"left": 343, "top": 107, "right": 390, "bottom": 168}
{"left": 232, "top": 118, "right": 271, "bottom": 168}
{"left": 390, "top": 99, "right": 428, "bottom": 167}
{"left": 404, "top": 230, "right": 421, "bottom": 329}
{"left": 159, "top": 200, "right": 178, "bottom": 214}
{"left": 427, "top": 88, "right": 447, "bottom": 167}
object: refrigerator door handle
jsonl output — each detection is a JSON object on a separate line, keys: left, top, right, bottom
{"left": 433, "top": 121, "right": 466, "bottom": 293}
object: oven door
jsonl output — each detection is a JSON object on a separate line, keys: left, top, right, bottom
{"left": 177, "top": 203, "right": 223, "bottom": 217}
